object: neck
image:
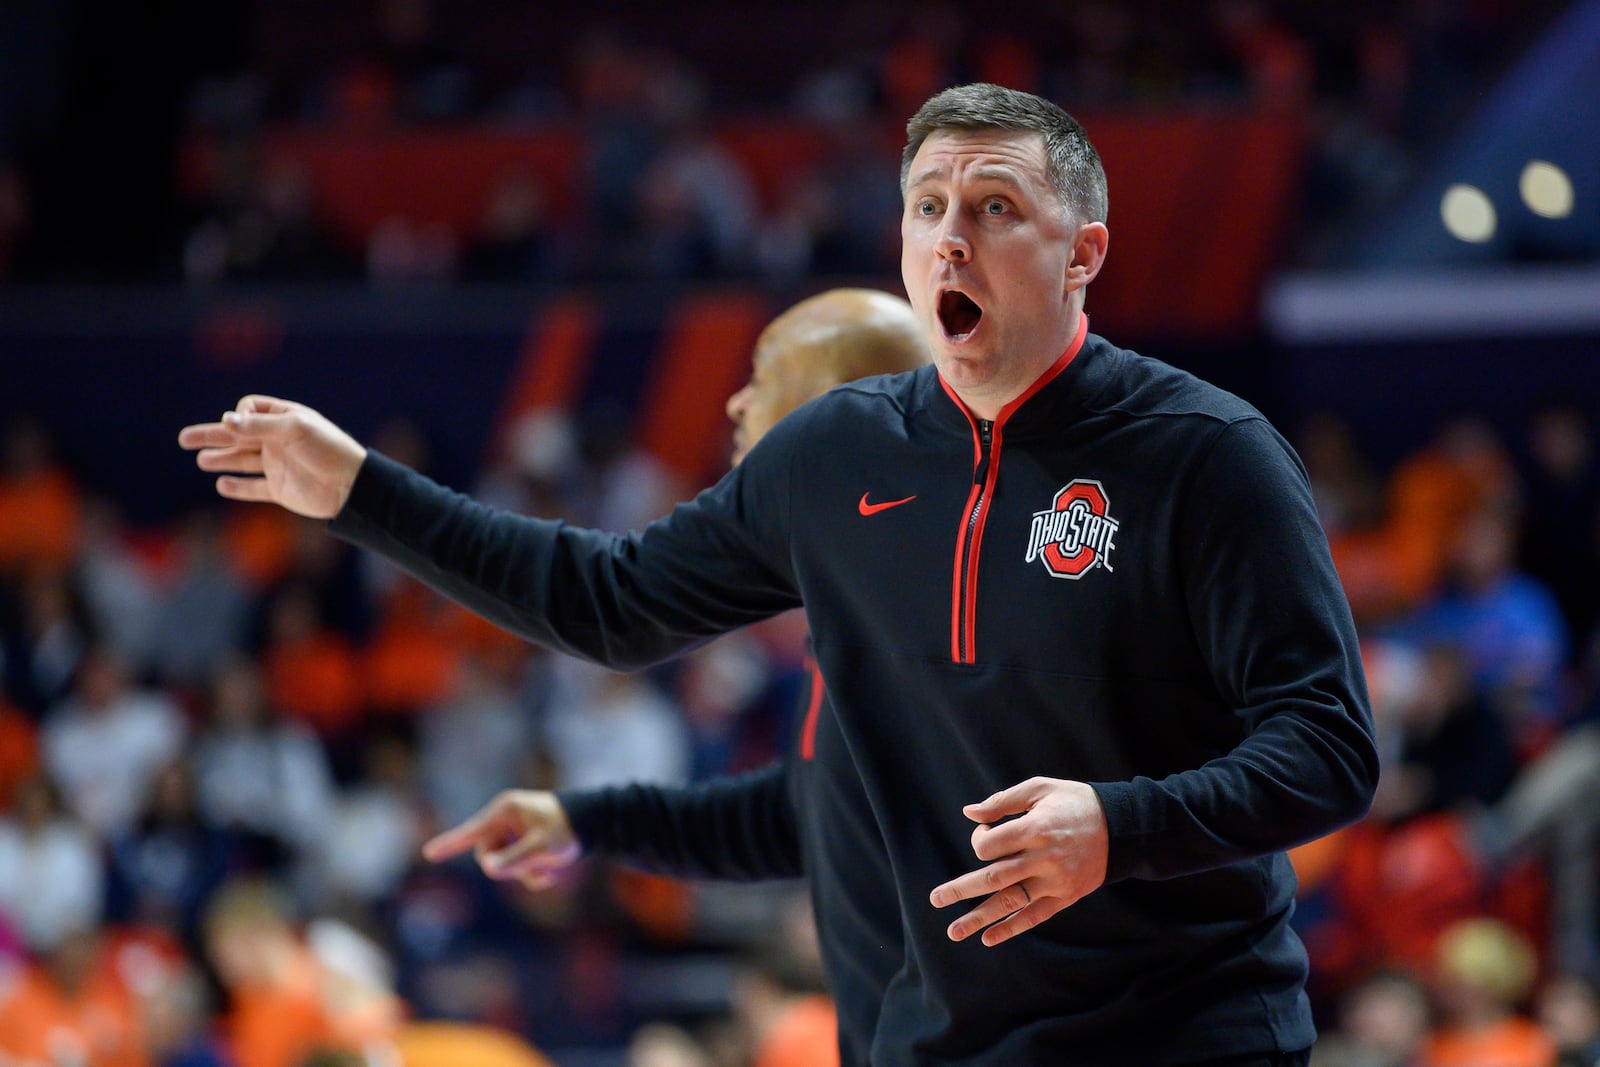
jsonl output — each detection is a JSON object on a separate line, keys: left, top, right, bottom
{"left": 949, "top": 306, "right": 1086, "bottom": 422}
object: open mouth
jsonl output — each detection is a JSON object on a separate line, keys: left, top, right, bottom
{"left": 938, "top": 289, "right": 983, "bottom": 341}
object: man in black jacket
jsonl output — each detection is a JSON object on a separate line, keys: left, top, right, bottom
{"left": 182, "top": 84, "right": 1377, "bottom": 1066}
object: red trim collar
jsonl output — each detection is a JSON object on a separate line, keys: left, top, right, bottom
{"left": 937, "top": 312, "right": 1089, "bottom": 428}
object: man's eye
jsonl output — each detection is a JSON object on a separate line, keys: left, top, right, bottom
{"left": 984, "top": 200, "right": 1006, "bottom": 215}
{"left": 917, "top": 200, "right": 938, "bottom": 216}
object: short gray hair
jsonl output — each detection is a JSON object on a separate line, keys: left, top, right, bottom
{"left": 901, "top": 83, "right": 1108, "bottom": 226}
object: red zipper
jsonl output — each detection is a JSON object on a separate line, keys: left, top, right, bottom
{"left": 940, "top": 315, "right": 1090, "bottom": 664}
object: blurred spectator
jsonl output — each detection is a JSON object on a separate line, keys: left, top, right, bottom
{"left": 1391, "top": 506, "right": 1570, "bottom": 753}
{"left": 732, "top": 895, "right": 837, "bottom": 1067}
{"left": 1211, "top": 0, "right": 1315, "bottom": 111}
{"left": 571, "top": 31, "right": 662, "bottom": 276}
{"left": 148, "top": 510, "right": 252, "bottom": 691}
{"left": 315, "top": 730, "right": 426, "bottom": 909}
{"left": 361, "top": 583, "right": 461, "bottom": 716}
{"left": 626, "top": 1023, "right": 713, "bottom": 1067}
{"left": 418, "top": 652, "right": 535, "bottom": 829}
{"left": 75, "top": 498, "right": 163, "bottom": 672}
{"left": 390, "top": 1020, "right": 557, "bottom": 1067}
{"left": 461, "top": 169, "right": 559, "bottom": 283}
{"left": 542, "top": 658, "right": 689, "bottom": 792}
{"left": 42, "top": 645, "right": 187, "bottom": 839}
{"left": 1537, "top": 974, "right": 1600, "bottom": 1067}
{"left": 184, "top": 149, "right": 351, "bottom": 285}
{"left": 366, "top": 215, "right": 460, "bottom": 284}
{"left": 1311, "top": 968, "right": 1432, "bottom": 1067}
{"left": 3, "top": 564, "right": 94, "bottom": 715}
{"left": 0, "top": 695, "right": 37, "bottom": 807}
{"left": 475, "top": 408, "right": 582, "bottom": 521}
{"left": 108, "top": 760, "right": 229, "bottom": 941}
{"left": 140, "top": 960, "right": 231, "bottom": 1067}
{"left": 191, "top": 657, "right": 335, "bottom": 874}
{"left": 631, "top": 87, "right": 759, "bottom": 279}
{"left": 1300, "top": 411, "right": 1386, "bottom": 542}
{"left": 572, "top": 407, "right": 686, "bottom": 535}
{"left": 0, "top": 928, "right": 148, "bottom": 1067}
{"left": 1371, "top": 644, "right": 1518, "bottom": 824}
{"left": 320, "top": 0, "right": 477, "bottom": 125}
{"left": 756, "top": 119, "right": 900, "bottom": 283}
{"left": 0, "top": 415, "right": 82, "bottom": 577}
{"left": 676, "top": 634, "right": 777, "bottom": 779}
{"left": 202, "top": 879, "right": 337, "bottom": 1067}
{"left": 1335, "top": 419, "right": 1518, "bottom": 624}
{"left": 1421, "top": 918, "right": 1556, "bottom": 1067}
{"left": 1520, "top": 403, "right": 1600, "bottom": 644}
{"left": 260, "top": 581, "right": 364, "bottom": 742}
{"left": 0, "top": 773, "right": 104, "bottom": 953}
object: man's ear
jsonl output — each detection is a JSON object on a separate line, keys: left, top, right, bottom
{"left": 1065, "top": 222, "right": 1110, "bottom": 295}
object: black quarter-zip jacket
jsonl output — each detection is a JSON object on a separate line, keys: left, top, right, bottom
{"left": 330, "top": 320, "right": 1378, "bottom": 1065}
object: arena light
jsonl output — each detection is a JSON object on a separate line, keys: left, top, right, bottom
{"left": 1441, "top": 184, "right": 1497, "bottom": 243}
{"left": 1520, "top": 160, "right": 1574, "bottom": 219}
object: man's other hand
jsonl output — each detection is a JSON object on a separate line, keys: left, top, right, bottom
{"left": 929, "top": 777, "right": 1109, "bottom": 946}
{"left": 421, "top": 790, "right": 583, "bottom": 892}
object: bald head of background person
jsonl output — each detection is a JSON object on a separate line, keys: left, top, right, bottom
{"left": 726, "top": 288, "right": 929, "bottom": 465}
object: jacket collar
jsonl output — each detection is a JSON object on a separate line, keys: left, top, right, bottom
{"left": 924, "top": 313, "right": 1110, "bottom": 439}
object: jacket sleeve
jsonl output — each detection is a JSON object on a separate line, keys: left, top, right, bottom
{"left": 557, "top": 760, "right": 804, "bottom": 880}
{"left": 327, "top": 446, "right": 801, "bottom": 671}
{"left": 1091, "top": 417, "right": 1379, "bottom": 882}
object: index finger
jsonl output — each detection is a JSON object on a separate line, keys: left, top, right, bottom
{"left": 422, "top": 811, "right": 499, "bottom": 862}
{"left": 971, "top": 815, "right": 1036, "bottom": 862}
{"left": 237, "top": 394, "right": 298, "bottom": 416}
{"left": 178, "top": 423, "right": 237, "bottom": 450}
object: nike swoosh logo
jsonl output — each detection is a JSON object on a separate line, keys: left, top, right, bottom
{"left": 859, "top": 492, "right": 917, "bottom": 516}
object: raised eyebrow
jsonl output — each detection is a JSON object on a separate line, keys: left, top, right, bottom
{"left": 969, "top": 166, "right": 1027, "bottom": 193}
{"left": 905, "top": 165, "right": 947, "bottom": 192}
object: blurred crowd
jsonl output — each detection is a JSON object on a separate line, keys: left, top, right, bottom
{"left": 0, "top": 0, "right": 1571, "bottom": 285}
{"left": 3, "top": 393, "right": 1600, "bottom": 1067}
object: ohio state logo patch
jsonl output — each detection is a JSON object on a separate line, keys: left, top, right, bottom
{"left": 1024, "top": 480, "right": 1119, "bottom": 579}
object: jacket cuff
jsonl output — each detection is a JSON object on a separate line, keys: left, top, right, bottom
{"left": 1089, "top": 779, "right": 1147, "bottom": 884}
{"left": 327, "top": 448, "right": 399, "bottom": 537}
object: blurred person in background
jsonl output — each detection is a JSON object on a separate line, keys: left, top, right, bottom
{"left": 0, "top": 772, "right": 104, "bottom": 954}
{"left": 1420, "top": 918, "right": 1556, "bottom": 1067}
{"left": 3, "top": 563, "right": 92, "bottom": 716}
{"left": 1390, "top": 503, "right": 1569, "bottom": 757}
{"left": 41, "top": 644, "right": 186, "bottom": 840}
{"left": 1519, "top": 402, "right": 1600, "bottom": 646}
{"left": 147, "top": 509, "right": 252, "bottom": 691}
{"left": 1537, "top": 974, "right": 1600, "bottom": 1067}
{"left": 190, "top": 656, "right": 334, "bottom": 880}
{"left": 0, "top": 926, "right": 148, "bottom": 1067}
{"left": 0, "top": 415, "right": 82, "bottom": 578}
{"left": 1310, "top": 968, "right": 1431, "bottom": 1067}
{"left": 108, "top": 759, "right": 230, "bottom": 945}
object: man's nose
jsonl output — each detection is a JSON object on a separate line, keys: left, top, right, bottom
{"left": 934, "top": 218, "right": 970, "bottom": 262}
{"left": 726, "top": 385, "right": 750, "bottom": 423}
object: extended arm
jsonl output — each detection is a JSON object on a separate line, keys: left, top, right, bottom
{"left": 424, "top": 762, "right": 803, "bottom": 888}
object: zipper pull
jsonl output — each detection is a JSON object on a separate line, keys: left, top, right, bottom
{"left": 973, "top": 419, "right": 994, "bottom": 485}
